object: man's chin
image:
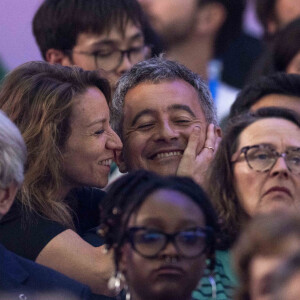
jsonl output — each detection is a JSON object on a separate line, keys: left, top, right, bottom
{"left": 147, "top": 162, "right": 179, "bottom": 177}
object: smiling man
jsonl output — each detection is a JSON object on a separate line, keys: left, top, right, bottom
{"left": 32, "top": 0, "right": 152, "bottom": 93}
{"left": 112, "top": 57, "right": 221, "bottom": 186}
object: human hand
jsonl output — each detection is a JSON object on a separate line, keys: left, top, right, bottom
{"left": 176, "top": 124, "right": 221, "bottom": 187}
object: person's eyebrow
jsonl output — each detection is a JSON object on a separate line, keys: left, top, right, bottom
{"left": 87, "top": 118, "right": 106, "bottom": 128}
{"left": 89, "top": 32, "right": 144, "bottom": 49}
{"left": 168, "top": 104, "right": 196, "bottom": 118}
{"left": 131, "top": 109, "right": 156, "bottom": 127}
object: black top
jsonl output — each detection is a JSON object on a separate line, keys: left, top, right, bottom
{"left": 0, "top": 187, "right": 106, "bottom": 261}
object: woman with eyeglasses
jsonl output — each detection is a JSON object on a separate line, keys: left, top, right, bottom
{"left": 207, "top": 106, "right": 300, "bottom": 248}
{"left": 99, "top": 170, "right": 218, "bottom": 300}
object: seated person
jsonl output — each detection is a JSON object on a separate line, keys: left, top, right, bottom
{"left": 33, "top": 0, "right": 156, "bottom": 94}
{"left": 233, "top": 212, "right": 300, "bottom": 300}
{"left": 208, "top": 106, "right": 300, "bottom": 247}
{"left": 0, "top": 110, "right": 92, "bottom": 300}
{"left": 229, "top": 72, "right": 300, "bottom": 118}
{"left": 0, "top": 61, "right": 122, "bottom": 296}
{"left": 99, "top": 170, "right": 218, "bottom": 300}
{"left": 112, "top": 57, "right": 222, "bottom": 187}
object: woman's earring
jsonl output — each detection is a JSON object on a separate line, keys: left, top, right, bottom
{"left": 124, "top": 283, "right": 131, "bottom": 300}
{"left": 108, "top": 271, "right": 125, "bottom": 294}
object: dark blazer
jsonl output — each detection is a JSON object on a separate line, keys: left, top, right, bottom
{"left": 0, "top": 243, "right": 91, "bottom": 300}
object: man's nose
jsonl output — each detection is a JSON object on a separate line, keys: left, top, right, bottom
{"left": 115, "top": 53, "right": 133, "bottom": 76}
{"left": 154, "top": 122, "right": 180, "bottom": 142}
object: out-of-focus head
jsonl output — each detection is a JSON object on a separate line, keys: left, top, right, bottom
{"left": 0, "top": 61, "right": 122, "bottom": 226}
{"left": 100, "top": 170, "right": 218, "bottom": 300}
{"left": 112, "top": 57, "right": 218, "bottom": 175}
{"left": 270, "top": 252, "right": 300, "bottom": 300}
{"left": 272, "top": 17, "right": 300, "bottom": 74}
{"left": 234, "top": 211, "right": 300, "bottom": 300}
{"left": 33, "top": 0, "right": 151, "bottom": 91}
{"left": 208, "top": 107, "right": 300, "bottom": 245}
{"left": 256, "top": 0, "right": 300, "bottom": 35}
{"left": 230, "top": 73, "right": 300, "bottom": 119}
{"left": 0, "top": 110, "right": 26, "bottom": 219}
{"left": 138, "top": 0, "right": 245, "bottom": 56}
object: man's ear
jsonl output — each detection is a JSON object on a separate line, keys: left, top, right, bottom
{"left": 195, "top": 2, "right": 227, "bottom": 36}
{"left": 45, "top": 49, "right": 72, "bottom": 66}
{"left": 115, "top": 150, "right": 129, "bottom": 174}
{"left": 0, "top": 183, "right": 18, "bottom": 218}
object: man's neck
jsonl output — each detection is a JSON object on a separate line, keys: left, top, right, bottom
{"left": 166, "top": 35, "right": 214, "bottom": 80}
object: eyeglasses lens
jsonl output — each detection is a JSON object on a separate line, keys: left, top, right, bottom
{"left": 132, "top": 229, "right": 207, "bottom": 258}
{"left": 95, "top": 47, "right": 146, "bottom": 71}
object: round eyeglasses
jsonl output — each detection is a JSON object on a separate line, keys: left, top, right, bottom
{"left": 125, "top": 226, "right": 212, "bottom": 259}
{"left": 233, "top": 144, "right": 300, "bottom": 174}
{"left": 69, "top": 45, "right": 150, "bottom": 72}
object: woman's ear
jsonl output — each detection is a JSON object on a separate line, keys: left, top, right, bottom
{"left": 118, "top": 244, "right": 129, "bottom": 275}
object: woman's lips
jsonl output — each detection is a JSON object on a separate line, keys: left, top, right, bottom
{"left": 263, "top": 186, "right": 292, "bottom": 198}
{"left": 154, "top": 266, "right": 184, "bottom": 276}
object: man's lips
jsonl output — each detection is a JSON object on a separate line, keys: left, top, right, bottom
{"left": 263, "top": 186, "right": 292, "bottom": 198}
{"left": 149, "top": 150, "right": 184, "bottom": 160}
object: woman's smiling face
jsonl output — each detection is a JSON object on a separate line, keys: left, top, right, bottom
{"left": 232, "top": 117, "right": 300, "bottom": 217}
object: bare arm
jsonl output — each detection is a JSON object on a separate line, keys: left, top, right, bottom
{"left": 36, "top": 229, "right": 114, "bottom": 296}
{"left": 177, "top": 124, "right": 222, "bottom": 188}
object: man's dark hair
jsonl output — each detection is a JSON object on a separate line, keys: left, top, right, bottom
{"left": 229, "top": 73, "right": 300, "bottom": 119}
{"left": 33, "top": 0, "right": 147, "bottom": 60}
{"left": 255, "top": 0, "right": 277, "bottom": 33}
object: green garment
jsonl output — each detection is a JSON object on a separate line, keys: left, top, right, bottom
{"left": 192, "top": 250, "right": 237, "bottom": 300}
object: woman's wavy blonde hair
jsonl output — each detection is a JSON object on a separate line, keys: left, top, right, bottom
{"left": 0, "top": 61, "right": 111, "bottom": 228}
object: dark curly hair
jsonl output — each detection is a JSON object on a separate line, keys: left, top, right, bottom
{"left": 99, "top": 170, "right": 219, "bottom": 274}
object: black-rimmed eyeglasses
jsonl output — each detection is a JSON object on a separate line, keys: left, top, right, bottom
{"left": 68, "top": 45, "right": 150, "bottom": 72}
{"left": 125, "top": 226, "right": 213, "bottom": 259}
{"left": 233, "top": 144, "right": 300, "bottom": 174}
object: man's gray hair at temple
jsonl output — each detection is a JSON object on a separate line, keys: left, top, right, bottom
{"left": 0, "top": 110, "right": 26, "bottom": 188}
{"left": 111, "top": 57, "right": 217, "bottom": 137}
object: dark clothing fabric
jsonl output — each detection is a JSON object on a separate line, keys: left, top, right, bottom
{"left": 0, "top": 187, "right": 106, "bottom": 260}
{"left": 220, "top": 32, "right": 263, "bottom": 89}
{"left": 0, "top": 243, "right": 92, "bottom": 300}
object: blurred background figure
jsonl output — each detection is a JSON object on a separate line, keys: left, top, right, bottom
{"left": 100, "top": 170, "right": 218, "bottom": 300}
{"left": 233, "top": 212, "right": 300, "bottom": 300}
{"left": 247, "top": 0, "right": 300, "bottom": 82}
{"left": 270, "top": 252, "right": 300, "bottom": 300}
{"left": 269, "top": 17, "right": 300, "bottom": 74}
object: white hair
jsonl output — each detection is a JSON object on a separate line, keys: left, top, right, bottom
{"left": 0, "top": 110, "right": 27, "bottom": 188}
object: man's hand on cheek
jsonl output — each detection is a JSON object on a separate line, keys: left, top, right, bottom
{"left": 176, "top": 123, "right": 222, "bottom": 188}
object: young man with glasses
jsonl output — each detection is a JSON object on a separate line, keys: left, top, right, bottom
{"left": 33, "top": 0, "right": 153, "bottom": 93}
